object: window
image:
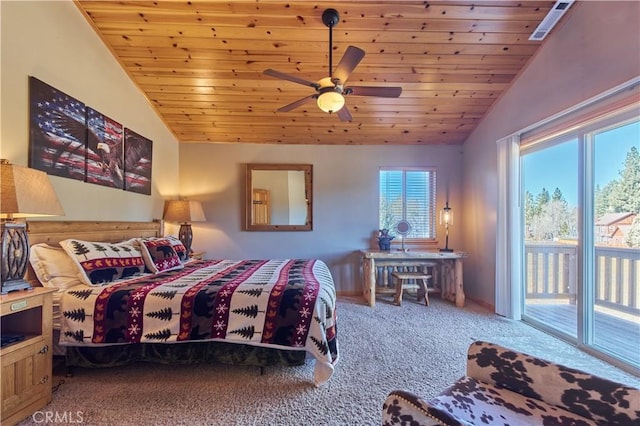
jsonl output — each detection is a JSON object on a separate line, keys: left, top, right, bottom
{"left": 379, "top": 168, "right": 436, "bottom": 239}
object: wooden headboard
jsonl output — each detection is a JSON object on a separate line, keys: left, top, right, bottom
{"left": 26, "top": 220, "right": 163, "bottom": 285}
{"left": 27, "top": 220, "right": 163, "bottom": 245}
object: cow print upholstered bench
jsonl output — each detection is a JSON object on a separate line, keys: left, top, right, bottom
{"left": 382, "top": 341, "right": 640, "bottom": 426}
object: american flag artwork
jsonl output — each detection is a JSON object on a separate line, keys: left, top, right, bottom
{"left": 29, "top": 76, "right": 87, "bottom": 180}
{"left": 86, "top": 107, "right": 124, "bottom": 189}
{"left": 124, "top": 128, "right": 153, "bottom": 195}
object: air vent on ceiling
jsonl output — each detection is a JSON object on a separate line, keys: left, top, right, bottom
{"left": 529, "top": 0, "right": 575, "bottom": 41}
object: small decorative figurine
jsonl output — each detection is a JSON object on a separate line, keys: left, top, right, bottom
{"left": 378, "top": 229, "right": 394, "bottom": 251}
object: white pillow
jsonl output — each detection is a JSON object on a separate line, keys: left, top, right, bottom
{"left": 29, "top": 243, "right": 84, "bottom": 292}
{"left": 59, "top": 239, "right": 147, "bottom": 286}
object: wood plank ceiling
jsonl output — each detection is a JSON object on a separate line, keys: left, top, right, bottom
{"left": 74, "top": 1, "right": 558, "bottom": 145}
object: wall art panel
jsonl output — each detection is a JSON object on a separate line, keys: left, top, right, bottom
{"left": 29, "top": 76, "right": 86, "bottom": 180}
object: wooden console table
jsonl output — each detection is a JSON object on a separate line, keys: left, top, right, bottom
{"left": 361, "top": 250, "right": 468, "bottom": 308}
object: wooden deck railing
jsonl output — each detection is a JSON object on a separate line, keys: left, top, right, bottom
{"left": 595, "top": 246, "right": 639, "bottom": 314}
{"left": 525, "top": 243, "right": 640, "bottom": 315}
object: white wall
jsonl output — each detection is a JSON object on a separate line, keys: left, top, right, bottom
{"left": 0, "top": 1, "right": 179, "bottom": 221}
{"left": 178, "top": 143, "right": 463, "bottom": 293}
{"left": 461, "top": 1, "right": 640, "bottom": 306}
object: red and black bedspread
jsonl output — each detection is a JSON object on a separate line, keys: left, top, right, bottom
{"left": 59, "top": 259, "right": 338, "bottom": 385}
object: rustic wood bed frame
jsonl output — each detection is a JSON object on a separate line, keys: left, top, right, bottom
{"left": 24, "top": 219, "right": 307, "bottom": 371}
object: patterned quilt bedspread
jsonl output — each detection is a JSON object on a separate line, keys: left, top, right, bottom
{"left": 59, "top": 259, "right": 338, "bottom": 385}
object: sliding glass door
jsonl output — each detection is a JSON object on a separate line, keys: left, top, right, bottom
{"left": 521, "top": 114, "right": 639, "bottom": 372}
{"left": 522, "top": 139, "right": 579, "bottom": 340}
{"left": 591, "top": 121, "right": 640, "bottom": 366}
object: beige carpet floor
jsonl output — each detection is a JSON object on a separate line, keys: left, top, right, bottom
{"left": 17, "top": 295, "right": 639, "bottom": 426}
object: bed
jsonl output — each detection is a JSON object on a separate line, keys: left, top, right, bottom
{"left": 26, "top": 220, "right": 338, "bottom": 386}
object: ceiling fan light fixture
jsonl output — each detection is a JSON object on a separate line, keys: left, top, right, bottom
{"left": 317, "top": 90, "right": 345, "bottom": 113}
{"left": 318, "top": 90, "right": 344, "bottom": 114}
{"left": 263, "top": 8, "right": 401, "bottom": 119}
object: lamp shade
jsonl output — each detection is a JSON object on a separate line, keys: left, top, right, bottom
{"left": 317, "top": 91, "right": 345, "bottom": 113}
{"left": 1, "top": 159, "right": 64, "bottom": 294}
{"left": 440, "top": 202, "right": 453, "bottom": 226}
{"left": 439, "top": 202, "right": 453, "bottom": 252}
{"left": 0, "top": 159, "right": 65, "bottom": 218}
{"left": 163, "top": 200, "right": 206, "bottom": 223}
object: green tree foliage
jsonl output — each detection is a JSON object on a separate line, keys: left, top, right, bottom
{"left": 535, "top": 188, "right": 550, "bottom": 215}
{"left": 593, "top": 146, "right": 640, "bottom": 248}
{"left": 527, "top": 146, "right": 639, "bottom": 247}
{"left": 625, "top": 215, "right": 640, "bottom": 248}
{"left": 594, "top": 146, "right": 640, "bottom": 216}
{"left": 611, "top": 146, "right": 640, "bottom": 214}
{"left": 594, "top": 184, "right": 608, "bottom": 218}
{"left": 525, "top": 187, "right": 576, "bottom": 241}
{"left": 552, "top": 187, "right": 564, "bottom": 202}
{"left": 524, "top": 191, "right": 536, "bottom": 238}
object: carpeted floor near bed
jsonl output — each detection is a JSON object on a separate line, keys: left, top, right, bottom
{"left": 18, "top": 295, "right": 639, "bottom": 426}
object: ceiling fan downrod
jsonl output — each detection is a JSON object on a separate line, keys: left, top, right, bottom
{"left": 322, "top": 8, "right": 339, "bottom": 77}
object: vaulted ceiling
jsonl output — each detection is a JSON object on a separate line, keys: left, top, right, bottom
{"left": 74, "top": 1, "right": 560, "bottom": 145}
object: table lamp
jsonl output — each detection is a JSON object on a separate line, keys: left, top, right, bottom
{"left": 1, "top": 159, "right": 65, "bottom": 294}
{"left": 440, "top": 202, "right": 454, "bottom": 252}
{"left": 163, "top": 200, "right": 206, "bottom": 254}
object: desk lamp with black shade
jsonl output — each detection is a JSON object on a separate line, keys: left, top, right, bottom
{"left": 163, "top": 199, "right": 206, "bottom": 255}
{"left": 1, "top": 159, "right": 65, "bottom": 294}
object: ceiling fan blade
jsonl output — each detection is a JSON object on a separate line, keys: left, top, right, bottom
{"left": 333, "top": 46, "right": 366, "bottom": 84}
{"left": 263, "top": 69, "right": 318, "bottom": 89}
{"left": 277, "top": 95, "right": 317, "bottom": 112}
{"left": 347, "top": 86, "right": 402, "bottom": 98}
{"left": 336, "top": 105, "right": 352, "bottom": 122}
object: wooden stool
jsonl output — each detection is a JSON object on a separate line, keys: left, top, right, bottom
{"left": 392, "top": 271, "right": 432, "bottom": 306}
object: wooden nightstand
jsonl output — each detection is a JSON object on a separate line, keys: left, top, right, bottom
{"left": 190, "top": 251, "right": 206, "bottom": 261}
{"left": 1, "top": 287, "right": 56, "bottom": 426}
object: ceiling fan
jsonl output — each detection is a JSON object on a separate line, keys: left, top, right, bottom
{"left": 263, "top": 8, "right": 402, "bottom": 122}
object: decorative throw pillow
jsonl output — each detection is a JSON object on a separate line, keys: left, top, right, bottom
{"left": 164, "top": 235, "right": 188, "bottom": 261}
{"left": 59, "top": 239, "right": 146, "bottom": 286}
{"left": 138, "top": 238, "right": 184, "bottom": 273}
{"left": 29, "top": 243, "right": 85, "bottom": 291}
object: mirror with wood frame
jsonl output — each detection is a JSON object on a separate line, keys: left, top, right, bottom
{"left": 244, "top": 163, "right": 313, "bottom": 231}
